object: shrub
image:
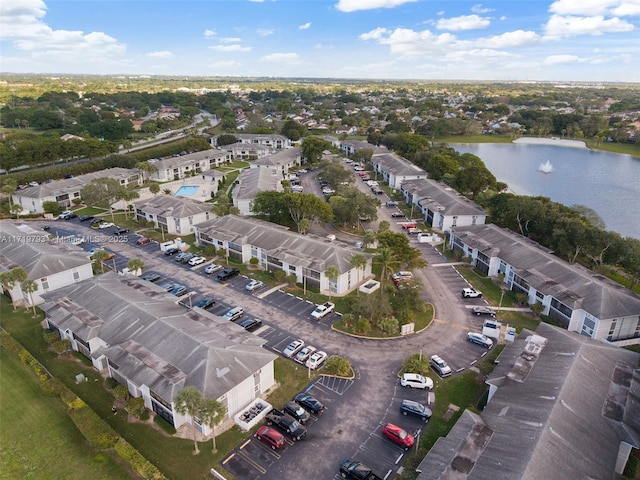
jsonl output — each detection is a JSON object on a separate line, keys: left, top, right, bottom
{"left": 530, "top": 303, "right": 544, "bottom": 316}
{"left": 325, "top": 356, "right": 353, "bottom": 377}
{"left": 52, "top": 339, "right": 71, "bottom": 354}
{"left": 114, "top": 439, "right": 168, "bottom": 480}
{"left": 61, "top": 389, "right": 79, "bottom": 407}
{"left": 68, "top": 407, "right": 119, "bottom": 449}
{"left": 112, "top": 384, "right": 130, "bottom": 401}
{"left": 273, "top": 269, "right": 286, "bottom": 282}
{"left": 402, "top": 353, "right": 429, "bottom": 376}
{"left": 354, "top": 317, "right": 371, "bottom": 334}
{"left": 285, "top": 274, "right": 297, "bottom": 286}
{"left": 126, "top": 397, "right": 146, "bottom": 418}
{"left": 43, "top": 330, "right": 61, "bottom": 345}
{"left": 105, "top": 377, "right": 119, "bottom": 389}
{"left": 249, "top": 257, "right": 259, "bottom": 265}
{"left": 377, "top": 316, "right": 400, "bottom": 335}
{"left": 515, "top": 293, "right": 529, "bottom": 305}
{"left": 40, "top": 377, "right": 65, "bottom": 396}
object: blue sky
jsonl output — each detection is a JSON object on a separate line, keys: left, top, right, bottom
{"left": 1, "top": 0, "right": 638, "bottom": 81}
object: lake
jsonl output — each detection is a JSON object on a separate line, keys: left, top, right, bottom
{"left": 450, "top": 142, "right": 640, "bottom": 239}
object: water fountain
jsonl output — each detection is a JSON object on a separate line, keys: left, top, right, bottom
{"left": 538, "top": 160, "right": 553, "bottom": 173}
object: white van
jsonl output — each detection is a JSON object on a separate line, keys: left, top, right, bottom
{"left": 223, "top": 307, "right": 244, "bottom": 321}
{"left": 400, "top": 373, "right": 433, "bottom": 390}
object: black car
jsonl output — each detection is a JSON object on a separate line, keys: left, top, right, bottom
{"left": 90, "top": 218, "right": 104, "bottom": 225}
{"left": 294, "top": 392, "right": 325, "bottom": 415}
{"left": 164, "top": 247, "right": 179, "bottom": 256}
{"left": 391, "top": 212, "right": 405, "bottom": 218}
{"left": 78, "top": 215, "right": 94, "bottom": 222}
{"left": 113, "top": 227, "right": 129, "bottom": 235}
{"left": 400, "top": 399, "right": 432, "bottom": 422}
{"left": 216, "top": 268, "right": 240, "bottom": 281}
{"left": 141, "top": 273, "right": 161, "bottom": 282}
{"left": 283, "top": 400, "right": 310, "bottom": 424}
{"left": 237, "top": 317, "right": 262, "bottom": 332}
{"left": 340, "top": 458, "right": 383, "bottom": 480}
{"left": 196, "top": 297, "right": 216, "bottom": 310}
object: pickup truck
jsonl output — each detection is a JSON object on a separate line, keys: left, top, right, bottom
{"left": 311, "top": 302, "right": 335, "bottom": 320}
{"left": 339, "top": 458, "right": 384, "bottom": 480}
{"left": 264, "top": 408, "right": 307, "bottom": 441}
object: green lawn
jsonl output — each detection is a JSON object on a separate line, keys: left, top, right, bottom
{"left": 0, "top": 346, "right": 133, "bottom": 480}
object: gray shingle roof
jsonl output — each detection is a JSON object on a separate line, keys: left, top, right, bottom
{"left": 150, "top": 149, "right": 228, "bottom": 171}
{"left": 252, "top": 147, "right": 301, "bottom": 167}
{"left": 234, "top": 169, "right": 282, "bottom": 201}
{"left": 402, "top": 179, "right": 487, "bottom": 217}
{"left": 40, "top": 273, "right": 276, "bottom": 403}
{"left": 16, "top": 168, "right": 139, "bottom": 198}
{"left": 133, "top": 194, "right": 212, "bottom": 218}
{"left": 371, "top": 152, "right": 427, "bottom": 177}
{"left": 451, "top": 224, "right": 640, "bottom": 319}
{"left": 196, "top": 215, "right": 369, "bottom": 274}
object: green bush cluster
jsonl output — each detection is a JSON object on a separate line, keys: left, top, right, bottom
{"left": 0, "top": 331, "right": 22, "bottom": 353}
{"left": 52, "top": 339, "right": 71, "bottom": 354}
{"left": 114, "top": 438, "right": 168, "bottom": 480}
{"left": 18, "top": 348, "right": 50, "bottom": 383}
{"left": 43, "top": 330, "right": 61, "bottom": 345}
{"left": 324, "top": 356, "right": 353, "bottom": 377}
{"left": 402, "top": 353, "right": 429, "bottom": 376}
{"left": 40, "top": 377, "right": 65, "bottom": 396}
{"left": 68, "top": 407, "right": 119, "bottom": 449}
{"left": 126, "top": 397, "right": 146, "bottom": 418}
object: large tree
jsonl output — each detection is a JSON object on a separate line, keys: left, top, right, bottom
{"left": 301, "top": 136, "right": 331, "bottom": 164}
{"left": 285, "top": 193, "right": 333, "bottom": 233}
{"left": 198, "top": 398, "right": 227, "bottom": 453}
{"left": 324, "top": 265, "right": 340, "bottom": 300}
{"left": 80, "top": 178, "right": 125, "bottom": 220}
{"left": 174, "top": 386, "right": 204, "bottom": 454}
{"left": 21, "top": 279, "right": 39, "bottom": 317}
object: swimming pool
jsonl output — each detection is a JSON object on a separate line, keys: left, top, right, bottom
{"left": 174, "top": 185, "right": 200, "bottom": 196}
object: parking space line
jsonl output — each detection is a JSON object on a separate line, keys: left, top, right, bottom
{"left": 237, "top": 451, "right": 267, "bottom": 474}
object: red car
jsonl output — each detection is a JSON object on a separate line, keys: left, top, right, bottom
{"left": 136, "top": 237, "right": 151, "bottom": 245}
{"left": 381, "top": 423, "right": 415, "bottom": 449}
{"left": 255, "top": 425, "right": 286, "bottom": 450}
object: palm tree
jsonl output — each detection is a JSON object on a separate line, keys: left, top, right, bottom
{"left": 1, "top": 179, "right": 18, "bottom": 215}
{"left": 21, "top": 279, "right": 39, "bottom": 317}
{"left": 361, "top": 231, "right": 376, "bottom": 249}
{"left": 0, "top": 272, "right": 16, "bottom": 308}
{"left": 10, "top": 267, "right": 28, "bottom": 311}
{"left": 149, "top": 182, "right": 160, "bottom": 195}
{"left": 126, "top": 258, "right": 144, "bottom": 276}
{"left": 119, "top": 188, "right": 140, "bottom": 220}
{"left": 350, "top": 254, "right": 368, "bottom": 294}
{"left": 375, "top": 247, "right": 399, "bottom": 291}
{"left": 92, "top": 250, "right": 110, "bottom": 273}
{"left": 324, "top": 265, "right": 340, "bottom": 300}
{"left": 198, "top": 398, "right": 227, "bottom": 453}
{"left": 174, "top": 386, "right": 203, "bottom": 454}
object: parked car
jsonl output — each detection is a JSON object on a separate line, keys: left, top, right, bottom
{"left": 339, "top": 458, "right": 384, "bottom": 480}
{"left": 217, "top": 268, "right": 240, "bottom": 281}
{"left": 400, "top": 399, "right": 432, "bottom": 422}
{"left": 136, "top": 237, "right": 152, "bottom": 245}
{"left": 391, "top": 212, "right": 406, "bottom": 218}
{"left": 294, "top": 346, "right": 317, "bottom": 364}
{"left": 188, "top": 256, "right": 206, "bottom": 266}
{"left": 164, "top": 247, "right": 179, "bottom": 256}
{"left": 204, "top": 263, "right": 223, "bottom": 274}
{"left": 391, "top": 271, "right": 413, "bottom": 286}
{"left": 400, "top": 373, "right": 433, "bottom": 390}
{"left": 90, "top": 218, "right": 104, "bottom": 226}
{"left": 283, "top": 400, "right": 311, "bottom": 424}
{"left": 467, "top": 332, "right": 494, "bottom": 348}
{"left": 294, "top": 392, "right": 325, "bottom": 415}
{"left": 222, "top": 307, "right": 244, "bottom": 321}
{"left": 311, "top": 301, "right": 335, "bottom": 320}
{"left": 237, "top": 317, "right": 262, "bottom": 332}
{"left": 196, "top": 297, "right": 216, "bottom": 310}
{"left": 381, "top": 423, "right": 415, "bottom": 449}
{"left": 141, "top": 273, "right": 161, "bottom": 282}
{"left": 283, "top": 339, "right": 305, "bottom": 358}
{"left": 305, "top": 351, "right": 328, "bottom": 370}
{"left": 58, "top": 211, "right": 76, "bottom": 220}
{"left": 177, "top": 253, "right": 195, "bottom": 263}
{"left": 91, "top": 221, "right": 107, "bottom": 229}
{"left": 462, "top": 287, "right": 482, "bottom": 298}
{"left": 87, "top": 247, "right": 104, "bottom": 256}
{"left": 255, "top": 425, "right": 286, "bottom": 450}
{"left": 429, "top": 355, "right": 452, "bottom": 377}
{"left": 245, "top": 279, "right": 265, "bottom": 291}
{"left": 386, "top": 201, "right": 398, "bottom": 207}
{"left": 78, "top": 215, "right": 94, "bottom": 222}
{"left": 160, "top": 283, "right": 176, "bottom": 292}
{"left": 113, "top": 227, "right": 129, "bottom": 235}
{"left": 97, "top": 222, "right": 115, "bottom": 229}
{"left": 170, "top": 285, "right": 188, "bottom": 296}
{"left": 472, "top": 306, "right": 496, "bottom": 317}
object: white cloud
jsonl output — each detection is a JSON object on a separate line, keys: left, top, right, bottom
{"left": 549, "top": 0, "right": 620, "bottom": 16}
{"left": 471, "top": 4, "right": 494, "bottom": 14}
{"left": 208, "top": 44, "right": 251, "bottom": 52}
{"left": 257, "top": 28, "right": 274, "bottom": 36}
{"left": 436, "top": 15, "right": 490, "bottom": 31}
{"left": 500, "top": 15, "right": 507, "bottom": 21}
{"left": 0, "top": 0, "right": 126, "bottom": 61}
{"left": 299, "top": 22, "right": 312, "bottom": 30}
{"left": 209, "top": 60, "right": 241, "bottom": 68}
{"left": 544, "top": 54, "right": 581, "bottom": 64}
{"left": 145, "top": 51, "right": 173, "bottom": 58}
{"left": 612, "top": 0, "right": 640, "bottom": 15}
{"left": 359, "top": 27, "right": 391, "bottom": 40}
{"left": 479, "top": 30, "right": 540, "bottom": 48}
{"left": 336, "top": 0, "right": 417, "bottom": 13}
{"left": 545, "top": 14, "right": 634, "bottom": 38}
{"left": 260, "top": 52, "right": 300, "bottom": 63}
{"left": 367, "top": 27, "right": 461, "bottom": 59}
{"left": 220, "top": 37, "right": 243, "bottom": 43}
{"left": 203, "top": 30, "right": 216, "bottom": 38}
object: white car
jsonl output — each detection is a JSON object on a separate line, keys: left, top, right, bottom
{"left": 305, "top": 351, "right": 328, "bottom": 370}
{"left": 246, "top": 280, "right": 265, "bottom": 291}
{"left": 400, "top": 373, "right": 434, "bottom": 390}
{"left": 462, "top": 287, "right": 482, "bottom": 298}
{"left": 97, "top": 222, "right": 115, "bottom": 229}
{"left": 295, "top": 346, "right": 317, "bottom": 364}
{"left": 188, "top": 256, "right": 206, "bottom": 266}
{"left": 204, "top": 263, "right": 223, "bottom": 274}
{"left": 283, "top": 339, "right": 305, "bottom": 358}
{"left": 467, "top": 332, "right": 494, "bottom": 348}
{"left": 311, "top": 302, "right": 335, "bottom": 320}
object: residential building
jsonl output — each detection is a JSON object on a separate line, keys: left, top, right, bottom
{"left": 370, "top": 151, "right": 427, "bottom": 189}
{"left": 401, "top": 179, "right": 487, "bottom": 232}
{"left": 340, "top": 139, "right": 379, "bottom": 157}
{"left": 40, "top": 272, "right": 277, "bottom": 434}
{"left": 0, "top": 221, "right": 93, "bottom": 306}
{"left": 221, "top": 142, "right": 272, "bottom": 161}
{"left": 12, "top": 168, "right": 142, "bottom": 214}
{"left": 250, "top": 147, "right": 302, "bottom": 176}
{"left": 229, "top": 133, "right": 292, "bottom": 150}
{"left": 416, "top": 323, "right": 640, "bottom": 479}
{"left": 450, "top": 223, "right": 640, "bottom": 345}
{"left": 195, "top": 215, "right": 372, "bottom": 295}
{"left": 133, "top": 194, "right": 213, "bottom": 235}
{"left": 232, "top": 168, "right": 284, "bottom": 215}
{"left": 145, "top": 150, "right": 230, "bottom": 182}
